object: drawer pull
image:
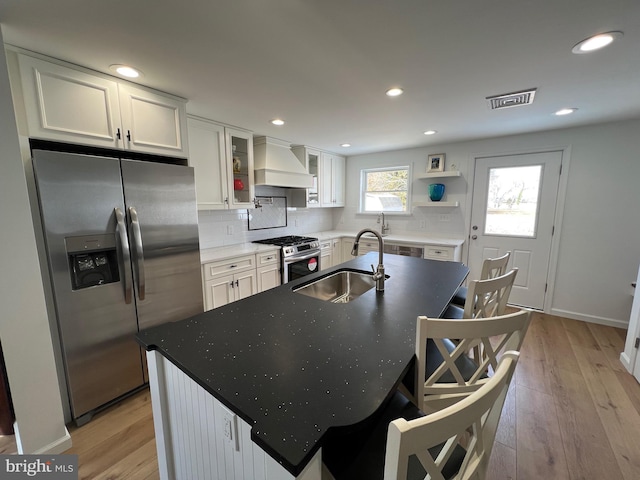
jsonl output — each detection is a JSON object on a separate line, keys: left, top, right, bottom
{"left": 229, "top": 264, "right": 237, "bottom": 268}
{"left": 266, "top": 256, "right": 273, "bottom": 260}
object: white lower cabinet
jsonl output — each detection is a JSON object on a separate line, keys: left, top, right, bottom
{"left": 256, "top": 251, "right": 280, "bottom": 292}
{"left": 320, "top": 238, "right": 343, "bottom": 270}
{"left": 203, "top": 254, "right": 257, "bottom": 311}
{"left": 320, "top": 240, "right": 332, "bottom": 271}
{"left": 342, "top": 240, "right": 355, "bottom": 262}
{"left": 205, "top": 270, "right": 257, "bottom": 310}
{"left": 203, "top": 249, "right": 280, "bottom": 311}
{"left": 424, "top": 244, "right": 460, "bottom": 262}
{"left": 342, "top": 238, "right": 461, "bottom": 263}
{"left": 331, "top": 238, "right": 342, "bottom": 266}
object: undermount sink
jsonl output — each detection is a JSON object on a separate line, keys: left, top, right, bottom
{"left": 293, "top": 269, "right": 388, "bottom": 304}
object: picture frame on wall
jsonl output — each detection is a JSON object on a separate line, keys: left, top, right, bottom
{"left": 427, "top": 153, "right": 445, "bottom": 173}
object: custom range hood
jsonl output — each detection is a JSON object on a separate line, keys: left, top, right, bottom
{"left": 253, "top": 136, "right": 314, "bottom": 188}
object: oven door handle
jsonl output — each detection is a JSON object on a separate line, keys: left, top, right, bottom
{"left": 285, "top": 250, "right": 321, "bottom": 263}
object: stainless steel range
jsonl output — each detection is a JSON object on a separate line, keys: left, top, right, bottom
{"left": 253, "top": 235, "right": 321, "bottom": 283}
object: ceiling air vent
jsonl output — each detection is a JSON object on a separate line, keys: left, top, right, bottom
{"left": 486, "top": 88, "right": 537, "bottom": 110}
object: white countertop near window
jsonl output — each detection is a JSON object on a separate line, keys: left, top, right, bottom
{"left": 308, "top": 230, "right": 465, "bottom": 247}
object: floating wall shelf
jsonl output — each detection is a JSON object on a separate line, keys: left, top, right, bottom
{"left": 415, "top": 171, "right": 462, "bottom": 180}
{"left": 413, "top": 201, "right": 460, "bottom": 208}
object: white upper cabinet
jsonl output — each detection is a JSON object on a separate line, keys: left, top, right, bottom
{"left": 17, "top": 53, "right": 188, "bottom": 157}
{"left": 187, "top": 116, "right": 228, "bottom": 209}
{"left": 187, "top": 117, "right": 255, "bottom": 210}
{"left": 18, "top": 54, "right": 122, "bottom": 149}
{"left": 292, "top": 146, "right": 321, "bottom": 208}
{"left": 225, "top": 127, "right": 255, "bottom": 209}
{"left": 118, "top": 83, "right": 188, "bottom": 157}
{"left": 320, "top": 152, "right": 346, "bottom": 207}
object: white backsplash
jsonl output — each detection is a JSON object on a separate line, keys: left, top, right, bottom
{"left": 198, "top": 208, "right": 334, "bottom": 249}
{"left": 332, "top": 206, "right": 466, "bottom": 238}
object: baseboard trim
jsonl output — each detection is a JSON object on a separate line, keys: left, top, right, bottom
{"left": 30, "top": 428, "right": 72, "bottom": 454}
{"left": 620, "top": 351, "right": 633, "bottom": 373}
{"left": 550, "top": 308, "right": 629, "bottom": 329}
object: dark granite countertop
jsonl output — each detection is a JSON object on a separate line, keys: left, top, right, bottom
{"left": 136, "top": 253, "right": 468, "bottom": 476}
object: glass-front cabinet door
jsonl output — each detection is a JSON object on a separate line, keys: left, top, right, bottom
{"left": 225, "top": 127, "right": 254, "bottom": 209}
{"left": 292, "top": 146, "right": 321, "bottom": 208}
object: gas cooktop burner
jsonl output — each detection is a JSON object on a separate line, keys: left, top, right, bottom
{"left": 253, "top": 235, "right": 318, "bottom": 247}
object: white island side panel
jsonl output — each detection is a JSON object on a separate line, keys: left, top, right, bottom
{"left": 147, "top": 351, "right": 321, "bottom": 480}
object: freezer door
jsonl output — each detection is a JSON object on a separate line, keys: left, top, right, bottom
{"left": 32, "top": 150, "right": 145, "bottom": 419}
{"left": 121, "top": 159, "right": 204, "bottom": 332}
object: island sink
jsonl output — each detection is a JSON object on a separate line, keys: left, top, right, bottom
{"left": 293, "top": 268, "right": 388, "bottom": 303}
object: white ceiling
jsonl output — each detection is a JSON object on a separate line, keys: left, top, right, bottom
{"left": 1, "top": 0, "right": 639, "bottom": 155}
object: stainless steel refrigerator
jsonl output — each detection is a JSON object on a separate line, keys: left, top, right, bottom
{"left": 33, "top": 149, "right": 203, "bottom": 423}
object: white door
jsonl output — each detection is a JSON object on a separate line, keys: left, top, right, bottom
{"left": 468, "top": 151, "right": 562, "bottom": 309}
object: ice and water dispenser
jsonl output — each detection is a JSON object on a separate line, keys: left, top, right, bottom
{"left": 65, "top": 235, "right": 120, "bottom": 290}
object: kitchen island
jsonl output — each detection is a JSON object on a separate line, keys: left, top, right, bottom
{"left": 136, "top": 253, "right": 468, "bottom": 480}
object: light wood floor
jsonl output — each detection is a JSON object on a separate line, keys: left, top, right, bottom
{"left": 1, "top": 311, "right": 639, "bottom": 479}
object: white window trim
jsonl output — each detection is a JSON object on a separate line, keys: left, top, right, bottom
{"left": 359, "top": 165, "right": 412, "bottom": 215}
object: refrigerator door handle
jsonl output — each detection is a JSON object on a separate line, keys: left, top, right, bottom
{"left": 128, "top": 206, "right": 146, "bottom": 300}
{"left": 114, "top": 207, "right": 133, "bottom": 304}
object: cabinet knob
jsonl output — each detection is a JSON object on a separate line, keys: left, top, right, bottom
{"left": 126, "top": 130, "right": 131, "bottom": 141}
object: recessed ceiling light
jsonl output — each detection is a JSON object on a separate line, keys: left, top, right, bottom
{"left": 341, "top": 143, "right": 351, "bottom": 148}
{"left": 572, "top": 31, "right": 623, "bottom": 54}
{"left": 270, "top": 119, "right": 285, "bottom": 126}
{"left": 555, "top": 108, "right": 577, "bottom": 116}
{"left": 423, "top": 130, "right": 437, "bottom": 135}
{"left": 385, "top": 87, "right": 404, "bottom": 97}
{"left": 110, "top": 64, "right": 142, "bottom": 78}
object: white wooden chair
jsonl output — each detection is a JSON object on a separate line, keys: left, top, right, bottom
{"left": 451, "top": 252, "right": 511, "bottom": 307}
{"left": 384, "top": 352, "right": 519, "bottom": 480}
{"left": 444, "top": 267, "right": 518, "bottom": 320}
{"left": 417, "top": 309, "right": 531, "bottom": 412}
{"left": 322, "top": 352, "right": 520, "bottom": 480}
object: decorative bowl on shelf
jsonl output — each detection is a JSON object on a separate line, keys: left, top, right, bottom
{"left": 234, "top": 178, "right": 244, "bottom": 191}
{"left": 428, "top": 183, "right": 445, "bottom": 201}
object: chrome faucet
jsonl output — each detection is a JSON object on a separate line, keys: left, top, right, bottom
{"left": 377, "top": 212, "right": 390, "bottom": 235}
{"left": 351, "top": 228, "right": 385, "bottom": 291}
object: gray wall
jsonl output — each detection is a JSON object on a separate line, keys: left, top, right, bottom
{"left": 338, "top": 119, "right": 640, "bottom": 328}
{"left": 0, "top": 27, "right": 70, "bottom": 453}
